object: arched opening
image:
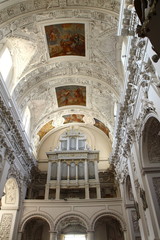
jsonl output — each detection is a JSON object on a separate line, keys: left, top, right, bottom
{"left": 141, "top": 116, "right": 160, "bottom": 228}
{"left": 142, "top": 117, "right": 160, "bottom": 165}
{"left": 56, "top": 216, "right": 87, "bottom": 240}
{"left": 22, "top": 217, "right": 50, "bottom": 240}
{"left": 0, "top": 47, "right": 13, "bottom": 83}
{"left": 23, "top": 106, "right": 31, "bottom": 137}
{"left": 94, "top": 216, "right": 124, "bottom": 240}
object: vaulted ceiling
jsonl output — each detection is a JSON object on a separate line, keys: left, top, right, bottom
{"left": 0, "top": 0, "right": 123, "bottom": 155}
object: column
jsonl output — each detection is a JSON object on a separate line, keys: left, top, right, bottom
{"left": 94, "top": 160, "right": 99, "bottom": 182}
{"left": 50, "top": 231, "right": 57, "bottom": 240}
{"left": 76, "top": 163, "right": 78, "bottom": 183}
{"left": 84, "top": 159, "right": 88, "bottom": 182}
{"left": 87, "top": 231, "right": 94, "bottom": 240}
{"left": 84, "top": 159, "right": 89, "bottom": 199}
{"left": 76, "top": 137, "right": 79, "bottom": 150}
{"left": 57, "top": 160, "right": 61, "bottom": 183}
{"left": 17, "top": 232, "right": 23, "bottom": 240}
{"left": 67, "top": 163, "right": 70, "bottom": 184}
{"left": 55, "top": 186, "right": 60, "bottom": 200}
{"left": 96, "top": 185, "right": 101, "bottom": 199}
{"left": 47, "top": 162, "right": 52, "bottom": 182}
{"left": 85, "top": 184, "right": 89, "bottom": 199}
{"left": 45, "top": 184, "right": 49, "bottom": 199}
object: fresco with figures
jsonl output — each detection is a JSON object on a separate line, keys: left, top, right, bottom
{"left": 37, "top": 120, "right": 54, "bottom": 140}
{"left": 45, "top": 23, "right": 85, "bottom": 58}
{"left": 63, "top": 114, "right": 84, "bottom": 124}
{"left": 56, "top": 86, "right": 86, "bottom": 107}
{"left": 94, "top": 118, "right": 110, "bottom": 137}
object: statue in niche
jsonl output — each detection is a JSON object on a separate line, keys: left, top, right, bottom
{"left": 134, "top": 201, "right": 140, "bottom": 220}
{"left": 131, "top": 210, "right": 140, "bottom": 233}
{"left": 140, "top": 188, "right": 148, "bottom": 210}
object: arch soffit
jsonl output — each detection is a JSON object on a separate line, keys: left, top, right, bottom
{"left": 91, "top": 211, "right": 126, "bottom": 231}
{"left": 19, "top": 212, "right": 54, "bottom": 232}
{"left": 14, "top": 74, "right": 119, "bottom": 105}
{"left": 37, "top": 124, "right": 97, "bottom": 151}
{"left": 54, "top": 213, "right": 89, "bottom": 232}
{"left": 0, "top": 2, "right": 119, "bottom": 26}
{"left": 139, "top": 113, "right": 160, "bottom": 167}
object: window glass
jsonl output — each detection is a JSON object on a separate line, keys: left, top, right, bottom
{"left": 51, "top": 162, "right": 57, "bottom": 180}
{"left": 61, "top": 140, "right": 67, "bottom": 150}
{"left": 70, "top": 137, "right": 76, "bottom": 150}
{"left": 61, "top": 162, "right": 67, "bottom": 180}
{"left": 88, "top": 161, "right": 95, "bottom": 179}
{"left": 78, "top": 162, "right": 84, "bottom": 179}
{"left": 23, "top": 106, "right": 31, "bottom": 136}
{"left": 65, "top": 235, "right": 86, "bottom": 240}
{"left": 0, "top": 48, "right": 13, "bottom": 81}
{"left": 78, "top": 139, "right": 85, "bottom": 150}
{"left": 70, "top": 162, "right": 76, "bottom": 180}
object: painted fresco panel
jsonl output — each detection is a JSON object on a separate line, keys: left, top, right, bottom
{"left": 37, "top": 120, "right": 54, "bottom": 140}
{"left": 94, "top": 118, "right": 109, "bottom": 137}
{"left": 63, "top": 114, "right": 84, "bottom": 124}
{"left": 56, "top": 85, "right": 86, "bottom": 107}
{"left": 45, "top": 23, "right": 85, "bottom": 58}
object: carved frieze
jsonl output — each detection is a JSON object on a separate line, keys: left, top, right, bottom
{"left": 5, "top": 178, "right": 17, "bottom": 204}
{"left": 0, "top": 95, "right": 36, "bottom": 180}
{"left": 0, "top": 214, "right": 13, "bottom": 240}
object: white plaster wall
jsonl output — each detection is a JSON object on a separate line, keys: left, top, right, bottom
{"left": 37, "top": 126, "right": 112, "bottom": 172}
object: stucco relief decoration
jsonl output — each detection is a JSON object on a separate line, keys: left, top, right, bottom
{"left": 56, "top": 85, "right": 86, "bottom": 107}
{"left": 57, "top": 216, "right": 86, "bottom": 232}
{"left": 153, "top": 177, "right": 160, "bottom": 207}
{"left": 37, "top": 120, "right": 54, "bottom": 140}
{"left": 5, "top": 178, "right": 17, "bottom": 204}
{"left": 45, "top": 23, "right": 85, "bottom": 58}
{"left": 0, "top": 214, "right": 13, "bottom": 240}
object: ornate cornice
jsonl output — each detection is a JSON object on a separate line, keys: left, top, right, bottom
{"left": 0, "top": 0, "right": 120, "bottom": 27}
{"left": 110, "top": 33, "right": 157, "bottom": 182}
{"left": 0, "top": 92, "right": 36, "bottom": 176}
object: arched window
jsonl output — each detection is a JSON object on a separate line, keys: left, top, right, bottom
{"left": 142, "top": 117, "right": 160, "bottom": 165}
{"left": 78, "top": 162, "right": 84, "bottom": 179}
{"left": 51, "top": 162, "right": 57, "bottom": 180}
{"left": 0, "top": 47, "right": 13, "bottom": 82}
{"left": 23, "top": 106, "right": 31, "bottom": 136}
{"left": 61, "top": 162, "right": 67, "bottom": 180}
{"left": 59, "top": 129, "right": 87, "bottom": 151}
{"left": 70, "top": 162, "right": 76, "bottom": 180}
{"left": 70, "top": 137, "right": 76, "bottom": 150}
{"left": 88, "top": 161, "right": 95, "bottom": 179}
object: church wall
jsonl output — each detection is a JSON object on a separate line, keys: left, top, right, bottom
{"left": 37, "top": 126, "right": 112, "bottom": 172}
{"left": 19, "top": 198, "right": 125, "bottom": 239}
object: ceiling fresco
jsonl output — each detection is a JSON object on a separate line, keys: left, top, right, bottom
{"left": 0, "top": 0, "right": 122, "bottom": 153}
{"left": 37, "top": 120, "right": 54, "bottom": 140}
{"left": 94, "top": 118, "right": 110, "bottom": 137}
{"left": 56, "top": 86, "right": 86, "bottom": 107}
{"left": 45, "top": 23, "right": 85, "bottom": 58}
{"left": 63, "top": 114, "right": 84, "bottom": 124}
